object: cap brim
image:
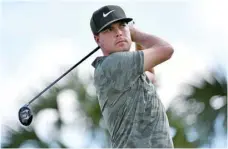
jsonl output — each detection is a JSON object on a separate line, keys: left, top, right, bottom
{"left": 97, "top": 18, "right": 133, "bottom": 33}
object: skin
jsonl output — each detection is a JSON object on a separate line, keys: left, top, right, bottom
{"left": 135, "top": 43, "right": 156, "bottom": 83}
{"left": 94, "top": 21, "right": 132, "bottom": 56}
{"left": 94, "top": 21, "right": 161, "bottom": 83}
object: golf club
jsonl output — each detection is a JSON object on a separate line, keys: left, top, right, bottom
{"left": 18, "top": 46, "right": 100, "bottom": 126}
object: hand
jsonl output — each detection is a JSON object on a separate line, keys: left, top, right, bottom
{"left": 129, "top": 22, "right": 145, "bottom": 50}
{"left": 129, "top": 22, "right": 137, "bottom": 42}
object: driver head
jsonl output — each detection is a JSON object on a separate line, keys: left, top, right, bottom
{"left": 18, "top": 105, "right": 33, "bottom": 126}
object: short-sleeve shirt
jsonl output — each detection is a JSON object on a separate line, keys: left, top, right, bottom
{"left": 92, "top": 51, "right": 174, "bottom": 148}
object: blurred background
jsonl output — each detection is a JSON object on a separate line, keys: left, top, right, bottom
{"left": 1, "top": 0, "right": 227, "bottom": 148}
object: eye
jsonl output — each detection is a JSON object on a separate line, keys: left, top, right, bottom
{"left": 103, "top": 26, "right": 112, "bottom": 32}
{"left": 120, "top": 22, "right": 127, "bottom": 27}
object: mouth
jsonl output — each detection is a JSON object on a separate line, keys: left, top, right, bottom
{"left": 115, "top": 40, "right": 127, "bottom": 45}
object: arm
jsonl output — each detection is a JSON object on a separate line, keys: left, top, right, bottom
{"left": 130, "top": 26, "right": 174, "bottom": 71}
{"left": 135, "top": 43, "right": 156, "bottom": 83}
{"left": 135, "top": 43, "right": 155, "bottom": 74}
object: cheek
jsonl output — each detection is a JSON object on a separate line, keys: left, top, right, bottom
{"left": 123, "top": 31, "right": 132, "bottom": 46}
{"left": 100, "top": 39, "right": 107, "bottom": 49}
{"left": 98, "top": 37, "right": 105, "bottom": 48}
{"left": 99, "top": 39, "right": 105, "bottom": 47}
{"left": 100, "top": 37, "right": 114, "bottom": 49}
{"left": 122, "top": 29, "right": 131, "bottom": 42}
{"left": 125, "top": 30, "right": 131, "bottom": 40}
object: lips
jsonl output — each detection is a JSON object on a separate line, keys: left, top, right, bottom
{"left": 115, "top": 39, "right": 126, "bottom": 45}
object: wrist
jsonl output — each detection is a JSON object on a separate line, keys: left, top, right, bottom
{"left": 130, "top": 26, "right": 137, "bottom": 42}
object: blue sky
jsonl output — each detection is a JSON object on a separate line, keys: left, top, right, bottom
{"left": 1, "top": 0, "right": 227, "bottom": 147}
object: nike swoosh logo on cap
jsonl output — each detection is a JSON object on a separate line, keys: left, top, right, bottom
{"left": 103, "top": 10, "right": 115, "bottom": 17}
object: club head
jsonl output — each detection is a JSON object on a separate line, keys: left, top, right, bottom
{"left": 18, "top": 105, "right": 33, "bottom": 126}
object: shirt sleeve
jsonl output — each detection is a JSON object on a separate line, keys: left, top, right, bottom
{"left": 101, "top": 51, "right": 144, "bottom": 91}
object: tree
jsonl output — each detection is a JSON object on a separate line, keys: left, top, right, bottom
{"left": 167, "top": 68, "right": 227, "bottom": 147}
{"left": 1, "top": 70, "right": 111, "bottom": 148}
{"left": 2, "top": 67, "right": 227, "bottom": 148}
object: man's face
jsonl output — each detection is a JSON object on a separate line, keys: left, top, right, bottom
{"left": 94, "top": 21, "right": 132, "bottom": 55}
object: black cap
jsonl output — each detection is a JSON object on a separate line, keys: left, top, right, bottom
{"left": 90, "top": 5, "right": 133, "bottom": 34}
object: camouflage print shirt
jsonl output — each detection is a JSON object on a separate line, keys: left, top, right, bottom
{"left": 92, "top": 51, "right": 174, "bottom": 148}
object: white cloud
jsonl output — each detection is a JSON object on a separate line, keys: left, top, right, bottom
{"left": 33, "top": 109, "right": 59, "bottom": 143}
{"left": 199, "top": 0, "right": 228, "bottom": 33}
{"left": 156, "top": 41, "right": 210, "bottom": 108}
{"left": 57, "top": 89, "right": 79, "bottom": 124}
{"left": 0, "top": 37, "right": 81, "bottom": 126}
{"left": 16, "top": 37, "right": 77, "bottom": 90}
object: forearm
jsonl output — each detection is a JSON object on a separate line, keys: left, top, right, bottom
{"left": 130, "top": 25, "right": 173, "bottom": 83}
{"left": 131, "top": 27, "right": 171, "bottom": 49}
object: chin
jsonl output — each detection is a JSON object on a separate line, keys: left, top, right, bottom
{"left": 122, "top": 48, "right": 130, "bottom": 52}
{"left": 117, "top": 45, "right": 130, "bottom": 52}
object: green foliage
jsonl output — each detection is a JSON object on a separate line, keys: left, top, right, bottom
{"left": 2, "top": 67, "right": 227, "bottom": 148}
{"left": 1, "top": 70, "right": 105, "bottom": 148}
{"left": 167, "top": 70, "right": 227, "bottom": 147}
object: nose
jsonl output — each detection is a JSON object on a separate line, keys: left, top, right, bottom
{"left": 115, "top": 28, "right": 122, "bottom": 37}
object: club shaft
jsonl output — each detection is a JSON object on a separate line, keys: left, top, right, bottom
{"left": 28, "top": 46, "right": 100, "bottom": 105}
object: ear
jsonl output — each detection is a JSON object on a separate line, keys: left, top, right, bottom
{"left": 94, "top": 35, "right": 100, "bottom": 45}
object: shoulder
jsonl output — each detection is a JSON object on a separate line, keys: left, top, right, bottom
{"left": 101, "top": 51, "right": 143, "bottom": 67}
{"left": 98, "top": 52, "right": 122, "bottom": 70}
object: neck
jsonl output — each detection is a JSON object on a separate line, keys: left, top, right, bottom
{"left": 102, "top": 49, "right": 110, "bottom": 56}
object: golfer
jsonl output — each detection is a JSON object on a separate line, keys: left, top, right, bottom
{"left": 91, "top": 5, "right": 174, "bottom": 148}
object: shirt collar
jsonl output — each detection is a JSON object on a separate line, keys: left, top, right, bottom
{"left": 91, "top": 56, "right": 107, "bottom": 68}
